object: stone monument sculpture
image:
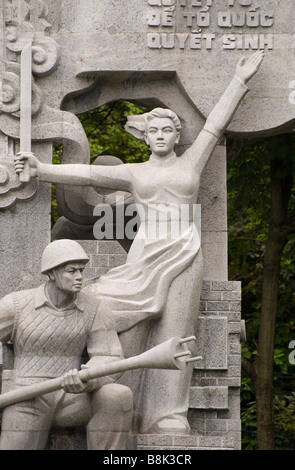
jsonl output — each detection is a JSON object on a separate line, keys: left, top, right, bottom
{"left": 2, "top": 0, "right": 291, "bottom": 451}
{"left": 14, "top": 51, "right": 264, "bottom": 435}
{"left": 0, "top": 238, "right": 199, "bottom": 450}
{"left": 0, "top": 239, "right": 134, "bottom": 450}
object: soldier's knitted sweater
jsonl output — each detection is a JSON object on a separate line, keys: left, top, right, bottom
{"left": 0, "top": 284, "right": 123, "bottom": 378}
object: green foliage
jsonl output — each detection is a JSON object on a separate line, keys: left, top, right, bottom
{"left": 241, "top": 401, "right": 257, "bottom": 450}
{"left": 242, "top": 394, "right": 295, "bottom": 450}
{"left": 227, "top": 135, "right": 295, "bottom": 450}
{"left": 51, "top": 143, "right": 63, "bottom": 225}
{"left": 228, "top": 135, "right": 295, "bottom": 351}
{"left": 78, "top": 101, "right": 150, "bottom": 164}
{"left": 51, "top": 101, "right": 150, "bottom": 225}
{"left": 274, "top": 394, "right": 295, "bottom": 450}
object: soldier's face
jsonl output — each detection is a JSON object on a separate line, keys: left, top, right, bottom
{"left": 53, "top": 262, "right": 86, "bottom": 293}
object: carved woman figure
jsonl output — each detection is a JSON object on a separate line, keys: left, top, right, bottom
{"left": 15, "top": 51, "right": 264, "bottom": 434}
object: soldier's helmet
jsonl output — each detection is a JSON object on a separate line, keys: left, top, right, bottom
{"left": 41, "top": 239, "right": 89, "bottom": 275}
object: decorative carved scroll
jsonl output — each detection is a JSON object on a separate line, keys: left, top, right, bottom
{"left": 0, "top": 0, "right": 60, "bottom": 208}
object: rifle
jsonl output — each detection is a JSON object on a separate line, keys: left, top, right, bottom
{"left": 0, "top": 336, "right": 201, "bottom": 409}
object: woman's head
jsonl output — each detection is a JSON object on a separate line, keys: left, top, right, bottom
{"left": 145, "top": 108, "right": 181, "bottom": 133}
{"left": 125, "top": 107, "right": 182, "bottom": 142}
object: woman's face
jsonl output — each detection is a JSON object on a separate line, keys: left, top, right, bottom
{"left": 145, "top": 117, "right": 180, "bottom": 157}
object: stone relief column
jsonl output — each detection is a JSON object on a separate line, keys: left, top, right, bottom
{"left": 0, "top": 0, "right": 60, "bottom": 299}
{"left": 0, "top": 0, "right": 94, "bottom": 295}
{"left": 0, "top": 0, "right": 295, "bottom": 451}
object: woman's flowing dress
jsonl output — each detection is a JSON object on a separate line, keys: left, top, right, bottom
{"left": 82, "top": 75, "right": 249, "bottom": 431}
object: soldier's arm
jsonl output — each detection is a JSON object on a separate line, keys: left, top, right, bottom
{"left": 60, "top": 298, "right": 123, "bottom": 394}
{"left": 0, "top": 294, "right": 16, "bottom": 344}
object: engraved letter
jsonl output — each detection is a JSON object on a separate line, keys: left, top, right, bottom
{"left": 232, "top": 13, "right": 245, "bottom": 27}
{"left": 190, "top": 34, "right": 202, "bottom": 49}
{"left": 162, "top": 11, "right": 174, "bottom": 27}
{"left": 259, "top": 34, "right": 273, "bottom": 50}
{"left": 236, "top": 35, "right": 244, "bottom": 50}
{"left": 229, "top": 0, "right": 253, "bottom": 4}
{"left": 147, "top": 33, "right": 162, "bottom": 48}
{"left": 244, "top": 35, "right": 259, "bottom": 50}
{"left": 148, "top": 0, "right": 162, "bottom": 5}
{"left": 176, "top": 33, "right": 189, "bottom": 49}
{"left": 246, "top": 12, "right": 259, "bottom": 28}
{"left": 261, "top": 12, "right": 274, "bottom": 28}
{"left": 218, "top": 12, "right": 231, "bottom": 28}
{"left": 223, "top": 34, "right": 236, "bottom": 49}
{"left": 203, "top": 33, "right": 215, "bottom": 49}
{"left": 197, "top": 12, "right": 210, "bottom": 27}
{"left": 162, "top": 33, "right": 175, "bottom": 48}
{"left": 147, "top": 12, "right": 161, "bottom": 26}
{"left": 183, "top": 12, "right": 196, "bottom": 27}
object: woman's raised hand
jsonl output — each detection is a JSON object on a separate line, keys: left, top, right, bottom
{"left": 235, "top": 50, "right": 264, "bottom": 84}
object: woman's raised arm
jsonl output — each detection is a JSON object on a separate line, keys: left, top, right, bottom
{"left": 189, "top": 51, "right": 264, "bottom": 176}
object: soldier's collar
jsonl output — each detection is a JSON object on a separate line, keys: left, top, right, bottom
{"left": 35, "top": 283, "right": 85, "bottom": 312}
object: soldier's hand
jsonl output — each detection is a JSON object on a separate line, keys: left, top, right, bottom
{"left": 60, "top": 369, "right": 93, "bottom": 394}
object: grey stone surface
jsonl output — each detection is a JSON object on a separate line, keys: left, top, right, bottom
{"left": 35, "top": 0, "right": 295, "bottom": 137}
{"left": 194, "top": 317, "right": 228, "bottom": 370}
{"left": 189, "top": 386, "right": 229, "bottom": 410}
{"left": 0, "top": 0, "right": 289, "bottom": 451}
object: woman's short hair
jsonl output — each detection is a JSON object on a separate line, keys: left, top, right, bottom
{"left": 125, "top": 107, "right": 181, "bottom": 141}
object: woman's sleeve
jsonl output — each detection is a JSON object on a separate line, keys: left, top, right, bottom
{"left": 85, "top": 298, "right": 124, "bottom": 387}
{"left": 90, "top": 163, "right": 133, "bottom": 192}
{"left": 39, "top": 161, "right": 133, "bottom": 192}
{"left": 189, "top": 75, "right": 249, "bottom": 175}
{"left": 87, "top": 298, "right": 124, "bottom": 360}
